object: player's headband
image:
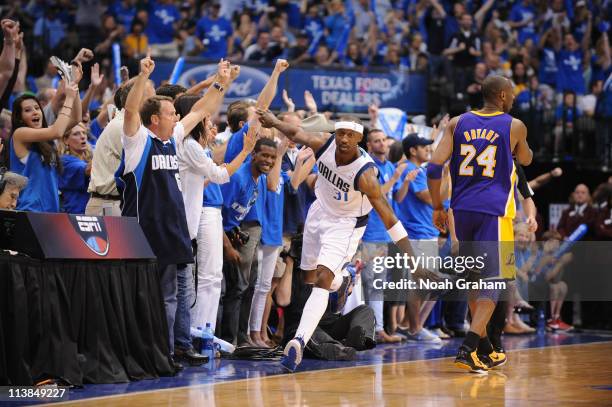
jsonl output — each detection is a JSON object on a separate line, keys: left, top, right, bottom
{"left": 334, "top": 121, "right": 364, "bottom": 134}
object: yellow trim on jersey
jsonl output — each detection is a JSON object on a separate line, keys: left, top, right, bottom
{"left": 498, "top": 217, "right": 516, "bottom": 280}
{"left": 471, "top": 111, "right": 504, "bottom": 117}
{"left": 503, "top": 163, "right": 517, "bottom": 218}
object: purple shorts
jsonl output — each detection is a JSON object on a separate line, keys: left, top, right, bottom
{"left": 453, "top": 210, "right": 515, "bottom": 281}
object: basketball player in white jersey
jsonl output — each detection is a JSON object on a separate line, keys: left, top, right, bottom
{"left": 257, "top": 109, "right": 442, "bottom": 372}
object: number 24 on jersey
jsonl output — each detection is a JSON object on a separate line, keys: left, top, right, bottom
{"left": 459, "top": 144, "right": 497, "bottom": 177}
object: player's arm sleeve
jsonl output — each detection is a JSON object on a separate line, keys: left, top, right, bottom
{"left": 515, "top": 161, "right": 534, "bottom": 199}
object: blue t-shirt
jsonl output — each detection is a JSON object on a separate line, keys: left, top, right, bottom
{"left": 393, "top": 161, "right": 438, "bottom": 240}
{"left": 282, "top": 153, "right": 318, "bottom": 234}
{"left": 248, "top": 175, "right": 265, "bottom": 223}
{"left": 108, "top": 0, "right": 136, "bottom": 31}
{"left": 203, "top": 149, "right": 223, "bottom": 207}
{"left": 261, "top": 171, "right": 291, "bottom": 246}
{"left": 597, "top": 74, "right": 612, "bottom": 119}
{"left": 556, "top": 49, "right": 586, "bottom": 95}
{"left": 203, "top": 183, "right": 223, "bottom": 207}
{"left": 324, "top": 13, "right": 349, "bottom": 49}
{"left": 303, "top": 16, "right": 324, "bottom": 41}
{"left": 539, "top": 47, "right": 558, "bottom": 86}
{"left": 591, "top": 55, "right": 612, "bottom": 85}
{"left": 284, "top": 2, "right": 302, "bottom": 29}
{"left": 302, "top": 164, "right": 318, "bottom": 221}
{"left": 146, "top": 1, "right": 180, "bottom": 44}
{"left": 195, "top": 16, "right": 233, "bottom": 59}
{"left": 221, "top": 162, "right": 260, "bottom": 231}
{"left": 516, "top": 89, "right": 542, "bottom": 111}
{"left": 363, "top": 157, "right": 395, "bottom": 243}
{"left": 224, "top": 123, "right": 263, "bottom": 222}
{"left": 34, "top": 17, "right": 66, "bottom": 49}
{"left": 224, "top": 123, "right": 249, "bottom": 163}
{"left": 10, "top": 140, "right": 60, "bottom": 213}
{"left": 59, "top": 154, "right": 90, "bottom": 214}
{"left": 89, "top": 118, "right": 103, "bottom": 144}
{"left": 515, "top": 246, "right": 533, "bottom": 270}
{"left": 572, "top": 20, "right": 589, "bottom": 44}
{"left": 510, "top": 3, "right": 537, "bottom": 45}
{"left": 555, "top": 105, "right": 582, "bottom": 122}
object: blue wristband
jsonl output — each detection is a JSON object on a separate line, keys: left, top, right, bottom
{"left": 427, "top": 163, "right": 444, "bottom": 179}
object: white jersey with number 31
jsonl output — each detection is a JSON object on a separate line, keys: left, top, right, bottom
{"left": 314, "top": 135, "right": 376, "bottom": 218}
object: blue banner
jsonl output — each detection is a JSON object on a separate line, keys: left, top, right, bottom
{"left": 149, "top": 59, "right": 427, "bottom": 114}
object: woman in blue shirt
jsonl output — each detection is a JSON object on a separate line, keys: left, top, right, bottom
{"left": 59, "top": 122, "right": 92, "bottom": 214}
{"left": 9, "top": 81, "right": 81, "bottom": 212}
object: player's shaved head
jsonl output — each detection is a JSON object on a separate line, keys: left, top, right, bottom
{"left": 481, "top": 75, "right": 515, "bottom": 112}
{"left": 482, "top": 76, "right": 510, "bottom": 102}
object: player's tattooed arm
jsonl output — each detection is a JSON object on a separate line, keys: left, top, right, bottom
{"left": 359, "top": 167, "right": 400, "bottom": 229}
{"left": 511, "top": 118, "right": 533, "bottom": 166}
{"left": 359, "top": 167, "right": 418, "bottom": 257}
{"left": 256, "top": 108, "right": 329, "bottom": 151}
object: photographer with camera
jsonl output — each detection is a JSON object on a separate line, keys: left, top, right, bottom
{"left": 274, "top": 233, "right": 376, "bottom": 362}
{"left": 220, "top": 136, "right": 283, "bottom": 346}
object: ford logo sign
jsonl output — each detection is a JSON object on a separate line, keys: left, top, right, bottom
{"left": 178, "top": 65, "right": 271, "bottom": 102}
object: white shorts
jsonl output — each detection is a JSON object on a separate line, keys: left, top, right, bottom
{"left": 300, "top": 200, "right": 367, "bottom": 275}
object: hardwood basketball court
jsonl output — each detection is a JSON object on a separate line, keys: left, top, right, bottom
{"left": 58, "top": 334, "right": 612, "bottom": 406}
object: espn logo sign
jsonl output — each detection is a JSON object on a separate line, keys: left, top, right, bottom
{"left": 69, "top": 214, "right": 110, "bottom": 256}
{"left": 76, "top": 216, "right": 103, "bottom": 232}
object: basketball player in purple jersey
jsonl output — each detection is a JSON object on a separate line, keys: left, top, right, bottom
{"left": 427, "top": 76, "right": 532, "bottom": 373}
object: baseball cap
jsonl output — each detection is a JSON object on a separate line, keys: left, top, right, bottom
{"left": 402, "top": 133, "right": 433, "bottom": 150}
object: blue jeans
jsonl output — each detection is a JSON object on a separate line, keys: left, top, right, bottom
{"left": 175, "top": 264, "right": 194, "bottom": 350}
{"left": 159, "top": 264, "right": 194, "bottom": 354}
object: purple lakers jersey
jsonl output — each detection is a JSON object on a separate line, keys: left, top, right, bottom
{"left": 450, "top": 111, "right": 517, "bottom": 218}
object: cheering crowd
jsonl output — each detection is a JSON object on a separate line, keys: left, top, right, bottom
{"left": 0, "top": 0, "right": 611, "bottom": 167}
{"left": 0, "top": 1, "right": 612, "bottom": 372}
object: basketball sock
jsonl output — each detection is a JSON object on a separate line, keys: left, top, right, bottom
{"left": 294, "top": 287, "right": 329, "bottom": 345}
{"left": 487, "top": 300, "right": 507, "bottom": 350}
{"left": 478, "top": 336, "right": 495, "bottom": 355}
{"left": 461, "top": 331, "right": 481, "bottom": 352}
